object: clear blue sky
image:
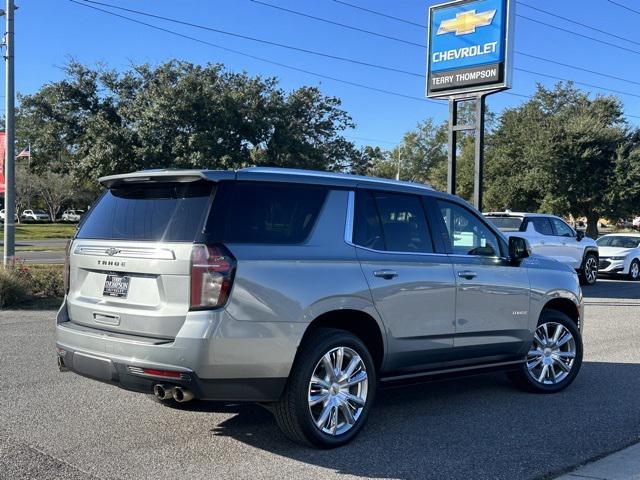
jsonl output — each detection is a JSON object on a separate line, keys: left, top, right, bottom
{"left": 11, "top": 0, "right": 640, "bottom": 148}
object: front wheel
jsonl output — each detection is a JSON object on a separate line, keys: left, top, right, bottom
{"left": 628, "top": 259, "right": 640, "bottom": 281}
{"left": 580, "top": 253, "right": 598, "bottom": 286}
{"left": 273, "top": 328, "right": 376, "bottom": 448}
{"left": 508, "top": 310, "right": 583, "bottom": 393}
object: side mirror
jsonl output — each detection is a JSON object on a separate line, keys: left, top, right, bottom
{"left": 576, "top": 230, "right": 585, "bottom": 241}
{"left": 509, "top": 236, "right": 531, "bottom": 262}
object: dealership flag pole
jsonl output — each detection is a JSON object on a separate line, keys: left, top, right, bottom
{"left": 3, "top": 0, "right": 14, "bottom": 266}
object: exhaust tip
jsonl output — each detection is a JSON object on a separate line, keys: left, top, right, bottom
{"left": 173, "top": 386, "right": 194, "bottom": 403}
{"left": 153, "top": 384, "right": 174, "bottom": 401}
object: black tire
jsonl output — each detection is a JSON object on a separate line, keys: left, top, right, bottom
{"left": 508, "top": 309, "right": 583, "bottom": 394}
{"left": 628, "top": 259, "right": 640, "bottom": 281}
{"left": 273, "top": 328, "right": 377, "bottom": 448}
{"left": 580, "top": 253, "right": 598, "bottom": 286}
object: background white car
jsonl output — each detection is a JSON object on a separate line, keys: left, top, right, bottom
{"left": 0, "top": 209, "right": 18, "bottom": 222}
{"left": 485, "top": 212, "right": 599, "bottom": 285}
{"left": 597, "top": 233, "right": 640, "bottom": 281}
{"left": 61, "top": 209, "right": 85, "bottom": 222}
{"left": 21, "top": 209, "right": 51, "bottom": 222}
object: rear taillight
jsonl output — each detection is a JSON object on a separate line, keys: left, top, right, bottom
{"left": 190, "top": 244, "right": 236, "bottom": 310}
{"left": 63, "top": 240, "right": 71, "bottom": 294}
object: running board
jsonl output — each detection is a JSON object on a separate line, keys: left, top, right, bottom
{"left": 380, "top": 359, "right": 525, "bottom": 383}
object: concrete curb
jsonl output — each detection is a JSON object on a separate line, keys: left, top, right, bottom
{"left": 556, "top": 443, "right": 640, "bottom": 480}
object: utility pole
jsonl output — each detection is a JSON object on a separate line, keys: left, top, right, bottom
{"left": 3, "top": 0, "right": 14, "bottom": 266}
{"left": 395, "top": 149, "right": 401, "bottom": 181}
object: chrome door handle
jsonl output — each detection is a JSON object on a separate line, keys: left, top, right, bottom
{"left": 373, "top": 269, "right": 398, "bottom": 280}
{"left": 457, "top": 270, "right": 477, "bottom": 280}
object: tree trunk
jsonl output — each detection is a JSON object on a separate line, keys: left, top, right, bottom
{"left": 586, "top": 213, "right": 599, "bottom": 239}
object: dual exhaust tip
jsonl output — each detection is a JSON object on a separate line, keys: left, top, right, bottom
{"left": 153, "top": 384, "right": 194, "bottom": 403}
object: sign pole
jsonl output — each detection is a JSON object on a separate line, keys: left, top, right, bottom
{"left": 3, "top": 0, "right": 15, "bottom": 266}
{"left": 473, "top": 94, "right": 486, "bottom": 212}
{"left": 446, "top": 98, "right": 457, "bottom": 196}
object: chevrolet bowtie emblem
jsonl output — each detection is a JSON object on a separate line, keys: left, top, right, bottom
{"left": 105, "top": 247, "right": 120, "bottom": 256}
{"left": 437, "top": 9, "right": 497, "bottom": 36}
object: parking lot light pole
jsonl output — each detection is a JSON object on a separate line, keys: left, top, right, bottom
{"left": 3, "top": 0, "right": 14, "bottom": 266}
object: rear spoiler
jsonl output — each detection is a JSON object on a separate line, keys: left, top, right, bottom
{"left": 99, "top": 170, "right": 237, "bottom": 189}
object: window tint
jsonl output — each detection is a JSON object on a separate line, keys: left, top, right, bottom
{"left": 353, "top": 191, "right": 433, "bottom": 253}
{"left": 208, "top": 182, "right": 328, "bottom": 244}
{"left": 374, "top": 193, "right": 433, "bottom": 253}
{"left": 551, "top": 218, "right": 574, "bottom": 237}
{"left": 77, "top": 181, "right": 213, "bottom": 242}
{"left": 529, "top": 217, "right": 554, "bottom": 236}
{"left": 353, "top": 191, "right": 384, "bottom": 250}
{"left": 486, "top": 216, "right": 523, "bottom": 232}
{"left": 437, "top": 200, "right": 500, "bottom": 257}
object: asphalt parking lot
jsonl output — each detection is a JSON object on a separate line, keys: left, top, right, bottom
{"left": 1, "top": 279, "right": 639, "bottom": 480}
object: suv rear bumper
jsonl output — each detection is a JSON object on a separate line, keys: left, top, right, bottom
{"left": 55, "top": 300, "right": 304, "bottom": 402}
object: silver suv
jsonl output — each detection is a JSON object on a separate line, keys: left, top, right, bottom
{"left": 56, "top": 168, "right": 584, "bottom": 448}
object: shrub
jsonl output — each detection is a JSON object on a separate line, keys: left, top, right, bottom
{"left": 0, "top": 268, "right": 29, "bottom": 308}
{"left": 18, "top": 264, "right": 65, "bottom": 298}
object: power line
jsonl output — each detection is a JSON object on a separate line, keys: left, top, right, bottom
{"left": 607, "top": 0, "right": 640, "bottom": 16}
{"left": 77, "top": 0, "right": 640, "bottom": 100}
{"left": 518, "top": 1, "right": 640, "bottom": 47}
{"left": 76, "top": 0, "right": 422, "bottom": 79}
{"left": 68, "top": 1, "right": 640, "bottom": 120}
{"left": 68, "top": 0, "right": 439, "bottom": 105}
{"left": 332, "top": 0, "right": 424, "bottom": 29}
{"left": 345, "top": 135, "right": 399, "bottom": 145}
{"left": 249, "top": 0, "right": 424, "bottom": 48}
{"left": 517, "top": 14, "right": 640, "bottom": 56}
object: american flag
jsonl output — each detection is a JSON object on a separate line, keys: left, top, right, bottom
{"left": 17, "top": 146, "right": 30, "bottom": 158}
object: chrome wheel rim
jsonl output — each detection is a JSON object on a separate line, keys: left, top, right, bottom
{"left": 308, "top": 346, "right": 368, "bottom": 436}
{"left": 527, "top": 322, "right": 576, "bottom": 385}
{"left": 585, "top": 257, "right": 598, "bottom": 283}
{"left": 631, "top": 262, "right": 639, "bottom": 280}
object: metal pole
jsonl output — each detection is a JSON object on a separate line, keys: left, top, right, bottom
{"left": 3, "top": 0, "right": 14, "bottom": 266}
{"left": 395, "top": 149, "right": 401, "bottom": 181}
{"left": 473, "top": 94, "right": 486, "bottom": 212}
{"left": 447, "top": 98, "right": 457, "bottom": 196}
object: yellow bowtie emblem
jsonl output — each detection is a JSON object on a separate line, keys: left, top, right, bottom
{"left": 437, "top": 9, "right": 497, "bottom": 36}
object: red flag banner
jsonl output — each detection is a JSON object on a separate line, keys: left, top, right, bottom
{"left": 0, "top": 131, "right": 5, "bottom": 194}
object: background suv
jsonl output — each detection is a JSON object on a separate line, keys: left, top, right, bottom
{"left": 485, "top": 212, "right": 599, "bottom": 285}
{"left": 56, "top": 168, "right": 584, "bottom": 448}
{"left": 21, "top": 209, "right": 51, "bottom": 222}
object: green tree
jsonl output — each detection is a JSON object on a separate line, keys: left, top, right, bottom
{"left": 18, "top": 60, "right": 356, "bottom": 180}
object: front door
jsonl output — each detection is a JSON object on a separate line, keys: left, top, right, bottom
{"left": 352, "top": 190, "right": 456, "bottom": 373}
{"left": 549, "top": 217, "right": 583, "bottom": 268}
{"left": 433, "top": 199, "right": 531, "bottom": 359}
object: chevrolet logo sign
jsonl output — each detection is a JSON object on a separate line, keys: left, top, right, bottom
{"left": 437, "top": 9, "right": 496, "bottom": 36}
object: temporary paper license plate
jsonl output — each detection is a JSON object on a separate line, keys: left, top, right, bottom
{"left": 103, "top": 274, "right": 130, "bottom": 298}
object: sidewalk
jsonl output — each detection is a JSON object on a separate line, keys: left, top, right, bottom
{"left": 557, "top": 443, "right": 640, "bottom": 480}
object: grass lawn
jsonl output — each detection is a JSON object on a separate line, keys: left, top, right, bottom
{"left": 14, "top": 223, "right": 77, "bottom": 240}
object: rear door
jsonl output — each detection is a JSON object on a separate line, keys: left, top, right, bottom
{"left": 433, "top": 199, "right": 531, "bottom": 358}
{"left": 67, "top": 179, "right": 214, "bottom": 339}
{"left": 353, "top": 189, "right": 456, "bottom": 372}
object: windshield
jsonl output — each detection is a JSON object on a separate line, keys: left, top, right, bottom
{"left": 597, "top": 236, "right": 640, "bottom": 248}
{"left": 485, "top": 216, "right": 523, "bottom": 232}
{"left": 34, "top": 210, "right": 47, "bottom": 214}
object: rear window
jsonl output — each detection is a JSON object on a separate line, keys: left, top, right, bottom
{"left": 207, "top": 182, "right": 328, "bottom": 244}
{"left": 77, "top": 181, "right": 213, "bottom": 242}
{"left": 486, "top": 216, "right": 523, "bottom": 232}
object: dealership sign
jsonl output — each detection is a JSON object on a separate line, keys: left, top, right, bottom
{"left": 426, "top": 0, "right": 514, "bottom": 98}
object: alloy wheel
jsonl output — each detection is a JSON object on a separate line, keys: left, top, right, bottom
{"left": 584, "top": 256, "right": 598, "bottom": 284}
{"left": 527, "top": 322, "right": 577, "bottom": 385}
{"left": 308, "top": 346, "right": 368, "bottom": 436}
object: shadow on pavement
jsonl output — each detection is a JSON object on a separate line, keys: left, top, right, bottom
{"left": 583, "top": 278, "right": 639, "bottom": 301}
{"left": 208, "top": 362, "right": 640, "bottom": 480}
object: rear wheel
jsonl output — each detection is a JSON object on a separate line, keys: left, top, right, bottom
{"left": 580, "top": 253, "right": 598, "bottom": 286}
{"left": 273, "top": 328, "right": 376, "bottom": 448}
{"left": 629, "top": 259, "right": 640, "bottom": 281}
{"left": 509, "top": 310, "right": 582, "bottom": 393}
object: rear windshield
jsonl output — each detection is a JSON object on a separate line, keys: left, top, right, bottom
{"left": 486, "top": 216, "right": 523, "bottom": 232}
{"left": 77, "top": 181, "right": 213, "bottom": 242}
{"left": 207, "top": 182, "right": 328, "bottom": 244}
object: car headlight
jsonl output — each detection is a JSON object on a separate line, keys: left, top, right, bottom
{"left": 610, "top": 256, "right": 627, "bottom": 261}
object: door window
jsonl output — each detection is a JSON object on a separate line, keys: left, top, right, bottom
{"left": 529, "top": 217, "right": 554, "bottom": 236}
{"left": 354, "top": 191, "right": 433, "bottom": 253}
{"left": 551, "top": 218, "right": 575, "bottom": 238}
{"left": 437, "top": 200, "right": 500, "bottom": 257}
